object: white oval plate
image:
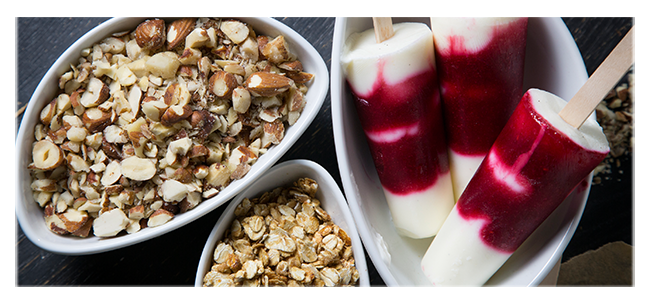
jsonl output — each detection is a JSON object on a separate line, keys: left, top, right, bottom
{"left": 331, "top": 17, "right": 592, "bottom": 286}
{"left": 16, "top": 17, "right": 328, "bottom": 255}
{"left": 194, "top": 159, "right": 370, "bottom": 286}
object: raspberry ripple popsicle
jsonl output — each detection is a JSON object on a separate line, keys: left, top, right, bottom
{"left": 420, "top": 26, "right": 634, "bottom": 286}
{"left": 430, "top": 17, "right": 529, "bottom": 201}
{"left": 340, "top": 19, "right": 454, "bottom": 238}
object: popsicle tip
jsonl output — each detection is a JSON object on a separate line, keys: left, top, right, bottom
{"left": 372, "top": 17, "right": 394, "bottom": 43}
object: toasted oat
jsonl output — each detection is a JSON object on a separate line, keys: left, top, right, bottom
{"left": 203, "top": 178, "right": 360, "bottom": 287}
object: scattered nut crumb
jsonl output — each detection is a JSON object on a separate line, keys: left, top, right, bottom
{"left": 203, "top": 178, "right": 360, "bottom": 287}
{"left": 592, "top": 69, "right": 634, "bottom": 185}
{"left": 27, "top": 18, "right": 314, "bottom": 238}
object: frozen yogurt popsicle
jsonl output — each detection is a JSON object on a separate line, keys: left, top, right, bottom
{"left": 341, "top": 21, "right": 455, "bottom": 238}
{"left": 430, "top": 17, "right": 529, "bottom": 200}
{"left": 420, "top": 89, "right": 610, "bottom": 286}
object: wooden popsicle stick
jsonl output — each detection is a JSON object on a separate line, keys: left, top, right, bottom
{"left": 559, "top": 26, "right": 634, "bottom": 129}
{"left": 372, "top": 17, "right": 394, "bottom": 43}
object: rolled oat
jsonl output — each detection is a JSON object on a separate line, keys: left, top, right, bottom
{"left": 203, "top": 178, "right": 360, "bottom": 287}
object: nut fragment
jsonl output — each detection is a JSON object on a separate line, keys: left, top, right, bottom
{"left": 231, "top": 86, "right": 251, "bottom": 113}
{"left": 262, "top": 35, "right": 293, "bottom": 64}
{"left": 147, "top": 209, "right": 174, "bottom": 227}
{"left": 209, "top": 71, "right": 238, "bottom": 99}
{"left": 32, "top": 140, "right": 65, "bottom": 170}
{"left": 244, "top": 72, "right": 293, "bottom": 97}
{"left": 160, "top": 104, "right": 192, "bottom": 127}
{"left": 145, "top": 51, "right": 180, "bottom": 79}
{"left": 220, "top": 20, "right": 249, "bottom": 44}
{"left": 82, "top": 107, "right": 113, "bottom": 133}
{"left": 120, "top": 156, "right": 156, "bottom": 181}
{"left": 135, "top": 19, "right": 166, "bottom": 50}
{"left": 40, "top": 99, "right": 57, "bottom": 125}
{"left": 160, "top": 179, "right": 188, "bottom": 202}
{"left": 93, "top": 209, "right": 130, "bottom": 237}
{"left": 59, "top": 208, "right": 89, "bottom": 233}
{"left": 166, "top": 18, "right": 196, "bottom": 50}
{"left": 79, "top": 78, "right": 110, "bottom": 108}
{"left": 101, "top": 160, "right": 122, "bottom": 186}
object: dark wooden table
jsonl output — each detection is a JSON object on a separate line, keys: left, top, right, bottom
{"left": 16, "top": 17, "right": 633, "bottom": 286}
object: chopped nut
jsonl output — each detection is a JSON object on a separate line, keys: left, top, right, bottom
{"left": 220, "top": 20, "right": 249, "bottom": 44}
{"left": 39, "top": 99, "right": 57, "bottom": 125}
{"left": 82, "top": 108, "right": 113, "bottom": 133}
{"left": 128, "top": 205, "right": 145, "bottom": 220}
{"left": 209, "top": 71, "right": 238, "bottom": 99}
{"left": 166, "top": 18, "right": 196, "bottom": 50}
{"left": 135, "top": 19, "right": 166, "bottom": 50}
{"left": 79, "top": 78, "right": 110, "bottom": 108}
{"left": 148, "top": 209, "right": 174, "bottom": 227}
{"left": 145, "top": 51, "right": 180, "bottom": 79}
{"left": 58, "top": 208, "right": 89, "bottom": 233}
{"left": 31, "top": 140, "right": 65, "bottom": 170}
{"left": 185, "top": 27, "right": 210, "bottom": 49}
{"left": 231, "top": 86, "right": 251, "bottom": 113}
{"left": 44, "top": 204, "right": 68, "bottom": 235}
{"left": 120, "top": 156, "right": 156, "bottom": 181}
{"left": 160, "top": 104, "right": 192, "bottom": 126}
{"left": 244, "top": 72, "right": 293, "bottom": 97}
{"left": 29, "top": 18, "right": 313, "bottom": 240}
{"left": 262, "top": 35, "right": 293, "bottom": 64}
{"left": 206, "top": 163, "right": 231, "bottom": 188}
{"left": 160, "top": 179, "right": 188, "bottom": 202}
{"left": 93, "top": 208, "right": 130, "bottom": 237}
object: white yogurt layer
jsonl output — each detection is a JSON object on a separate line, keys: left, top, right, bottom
{"left": 341, "top": 22, "right": 435, "bottom": 97}
{"left": 430, "top": 17, "right": 521, "bottom": 55}
{"left": 420, "top": 206, "right": 510, "bottom": 286}
{"left": 448, "top": 151, "right": 484, "bottom": 201}
{"left": 421, "top": 89, "right": 609, "bottom": 286}
{"left": 384, "top": 172, "right": 454, "bottom": 238}
{"left": 528, "top": 88, "right": 609, "bottom": 153}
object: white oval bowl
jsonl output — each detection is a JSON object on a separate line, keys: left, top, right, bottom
{"left": 194, "top": 159, "right": 370, "bottom": 287}
{"left": 16, "top": 17, "right": 328, "bottom": 255}
{"left": 331, "top": 17, "right": 592, "bottom": 286}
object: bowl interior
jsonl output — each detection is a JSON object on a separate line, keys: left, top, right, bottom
{"left": 16, "top": 17, "right": 329, "bottom": 255}
{"left": 331, "top": 17, "right": 590, "bottom": 286}
{"left": 194, "top": 159, "right": 370, "bottom": 286}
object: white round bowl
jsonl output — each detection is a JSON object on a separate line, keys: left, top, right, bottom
{"left": 331, "top": 17, "right": 591, "bottom": 286}
{"left": 194, "top": 159, "right": 370, "bottom": 287}
{"left": 16, "top": 17, "right": 328, "bottom": 255}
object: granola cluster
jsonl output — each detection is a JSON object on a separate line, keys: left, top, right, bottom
{"left": 203, "top": 178, "right": 360, "bottom": 287}
{"left": 28, "top": 18, "right": 313, "bottom": 238}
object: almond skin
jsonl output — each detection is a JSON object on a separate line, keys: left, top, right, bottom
{"left": 135, "top": 19, "right": 166, "bottom": 50}
{"left": 244, "top": 72, "right": 293, "bottom": 97}
{"left": 166, "top": 18, "right": 196, "bottom": 50}
{"left": 160, "top": 105, "right": 192, "bottom": 127}
{"left": 209, "top": 71, "right": 238, "bottom": 98}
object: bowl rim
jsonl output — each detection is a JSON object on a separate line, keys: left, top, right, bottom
{"left": 330, "top": 16, "right": 590, "bottom": 286}
{"left": 16, "top": 17, "right": 329, "bottom": 255}
{"left": 193, "top": 159, "right": 370, "bottom": 287}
